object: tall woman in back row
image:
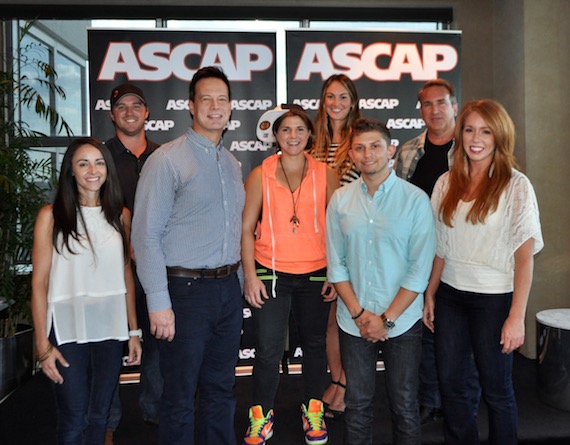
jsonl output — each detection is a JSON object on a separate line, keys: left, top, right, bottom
{"left": 424, "top": 100, "right": 543, "bottom": 444}
{"left": 311, "top": 74, "right": 361, "bottom": 420}
{"left": 31, "top": 138, "right": 142, "bottom": 444}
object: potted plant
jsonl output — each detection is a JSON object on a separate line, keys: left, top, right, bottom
{"left": 0, "top": 20, "right": 71, "bottom": 401}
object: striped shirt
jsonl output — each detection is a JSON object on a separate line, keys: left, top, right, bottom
{"left": 131, "top": 127, "right": 245, "bottom": 312}
{"left": 313, "top": 143, "right": 360, "bottom": 186}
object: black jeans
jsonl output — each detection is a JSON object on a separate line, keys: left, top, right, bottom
{"left": 252, "top": 266, "right": 330, "bottom": 408}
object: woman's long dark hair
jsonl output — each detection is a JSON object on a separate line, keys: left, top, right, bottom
{"left": 51, "top": 137, "right": 129, "bottom": 261}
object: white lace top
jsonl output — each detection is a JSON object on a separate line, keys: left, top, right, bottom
{"left": 432, "top": 169, "right": 544, "bottom": 293}
{"left": 47, "top": 206, "right": 129, "bottom": 345}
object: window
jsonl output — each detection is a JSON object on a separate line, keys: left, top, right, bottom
{"left": 13, "top": 21, "right": 88, "bottom": 138}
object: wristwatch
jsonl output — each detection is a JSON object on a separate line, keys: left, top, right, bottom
{"left": 129, "top": 329, "right": 143, "bottom": 338}
{"left": 380, "top": 313, "right": 395, "bottom": 330}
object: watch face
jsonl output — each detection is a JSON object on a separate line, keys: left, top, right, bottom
{"left": 381, "top": 312, "right": 395, "bottom": 329}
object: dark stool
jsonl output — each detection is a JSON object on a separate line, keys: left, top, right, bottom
{"left": 536, "top": 308, "right": 570, "bottom": 411}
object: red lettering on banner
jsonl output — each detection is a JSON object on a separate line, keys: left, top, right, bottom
{"left": 97, "top": 42, "right": 273, "bottom": 81}
{"left": 294, "top": 42, "right": 458, "bottom": 81}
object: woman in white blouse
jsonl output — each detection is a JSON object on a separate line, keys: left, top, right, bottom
{"left": 423, "top": 99, "right": 543, "bottom": 445}
{"left": 31, "top": 138, "right": 141, "bottom": 444}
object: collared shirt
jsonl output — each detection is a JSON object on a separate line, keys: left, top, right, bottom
{"left": 105, "top": 136, "right": 160, "bottom": 213}
{"left": 326, "top": 170, "right": 436, "bottom": 338}
{"left": 131, "top": 127, "right": 245, "bottom": 312}
{"left": 394, "top": 130, "right": 454, "bottom": 183}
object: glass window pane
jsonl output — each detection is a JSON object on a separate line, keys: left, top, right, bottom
{"left": 309, "top": 21, "right": 440, "bottom": 30}
{"left": 55, "top": 52, "right": 84, "bottom": 136}
{"left": 18, "top": 32, "right": 51, "bottom": 136}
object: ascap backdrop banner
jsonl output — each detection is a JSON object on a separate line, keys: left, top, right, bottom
{"left": 88, "top": 29, "right": 277, "bottom": 177}
{"left": 87, "top": 28, "right": 461, "bottom": 369}
{"left": 286, "top": 29, "right": 461, "bottom": 148}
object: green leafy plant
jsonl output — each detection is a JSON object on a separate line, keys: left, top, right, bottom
{"left": 0, "top": 20, "right": 72, "bottom": 337}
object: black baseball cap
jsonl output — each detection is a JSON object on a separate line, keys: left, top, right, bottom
{"left": 110, "top": 84, "right": 147, "bottom": 108}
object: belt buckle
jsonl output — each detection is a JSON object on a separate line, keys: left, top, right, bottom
{"left": 217, "top": 265, "right": 229, "bottom": 278}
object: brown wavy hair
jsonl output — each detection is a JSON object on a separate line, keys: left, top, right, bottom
{"left": 439, "top": 99, "right": 517, "bottom": 226}
{"left": 312, "top": 74, "right": 361, "bottom": 178}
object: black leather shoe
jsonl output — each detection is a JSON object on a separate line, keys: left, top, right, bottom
{"left": 420, "top": 406, "right": 443, "bottom": 425}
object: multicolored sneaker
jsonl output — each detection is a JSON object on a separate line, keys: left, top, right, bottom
{"left": 301, "top": 399, "right": 328, "bottom": 445}
{"left": 243, "top": 405, "right": 274, "bottom": 445}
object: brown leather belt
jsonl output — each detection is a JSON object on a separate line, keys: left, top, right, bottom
{"left": 166, "top": 262, "right": 240, "bottom": 279}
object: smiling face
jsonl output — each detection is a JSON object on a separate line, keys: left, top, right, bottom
{"left": 462, "top": 111, "right": 496, "bottom": 169}
{"left": 420, "top": 85, "right": 458, "bottom": 137}
{"left": 323, "top": 80, "right": 353, "bottom": 123}
{"left": 275, "top": 115, "right": 311, "bottom": 156}
{"left": 110, "top": 94, "right": 149, "bottom": 137}
{"left": 188, "top": 77, "right": 231, "bottom": 143}
{"left": 349, "top": 130, "right": 396, "bottom": 183}
{"left": 72, "top": 144, "right": 107, "bottom": 201}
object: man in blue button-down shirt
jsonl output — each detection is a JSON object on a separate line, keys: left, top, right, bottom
{"left": 132, "top": 67, "right": 245, "bottom": 445}
{"left": 326, "top": 118, "right": 436, "bottom": 445}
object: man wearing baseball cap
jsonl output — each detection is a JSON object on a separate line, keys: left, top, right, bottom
{"left": 105, "top": 83, "right": 162, "bottom": 444}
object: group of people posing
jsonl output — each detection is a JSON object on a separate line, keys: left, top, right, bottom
{"left": 31, "top": 66, "right": 543, "bottom": 445}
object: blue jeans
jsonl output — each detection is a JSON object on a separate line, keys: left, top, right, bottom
{"left": 158, "top": 273, "right": 242, "bottom": 445}
{"left": 252, "top": 267, "right": 329, "bottom": 408}
{"left": 435, "top": 282, "right": 517, "bottom": 445}
{"left": 340, "top": 320, "right": 422, "bottom": 445}
{"left": 51, "top": 338, "right": 124, "bottom": 445}
{"left": 419, "top": 324, "right": 481, "bottom": 414}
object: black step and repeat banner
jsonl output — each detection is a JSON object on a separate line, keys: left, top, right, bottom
{"left": 88, "top": 28, "right": 461, "bottom": 369}
{"left": 88, "top": 29, "right": 277, "bottom": 178}
{"left": 286, "top": 30, "right": 461, "bottom": 148}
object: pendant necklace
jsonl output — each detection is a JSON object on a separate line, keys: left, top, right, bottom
{"left": 280, "top": 155, "right": 306, "bottom": 233}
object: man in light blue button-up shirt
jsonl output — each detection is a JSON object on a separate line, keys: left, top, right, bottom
{"left": 326, "top": 118, "right": 435, "bottom": 445}
{"left": 132, "top": 67, "right": 245, "bottom": 445}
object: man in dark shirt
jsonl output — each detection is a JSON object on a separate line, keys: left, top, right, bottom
{"left": 394, "top": 79, "right": 457, "bottom": 193}
{"left": 394, "top": 79, "right": 479, "bottom": 425}
{"left": 105, "top": 84, "right": 161, "bottom": 444}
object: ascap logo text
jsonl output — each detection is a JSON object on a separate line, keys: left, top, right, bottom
{"left": 294, "top": 43, "right": 458, "bottom": 81}
{"left": 98, "top": 42, "right": 273, "bottom": 81}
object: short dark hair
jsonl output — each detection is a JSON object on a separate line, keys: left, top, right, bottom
{"left": 418, "top": 78, "right": 457, "bottom": 104}
{"left": 189, "top": 66, "right": 231, "bottom": 102}
{"left": 351, "top": 118, "right": 392, "bottom": 146}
